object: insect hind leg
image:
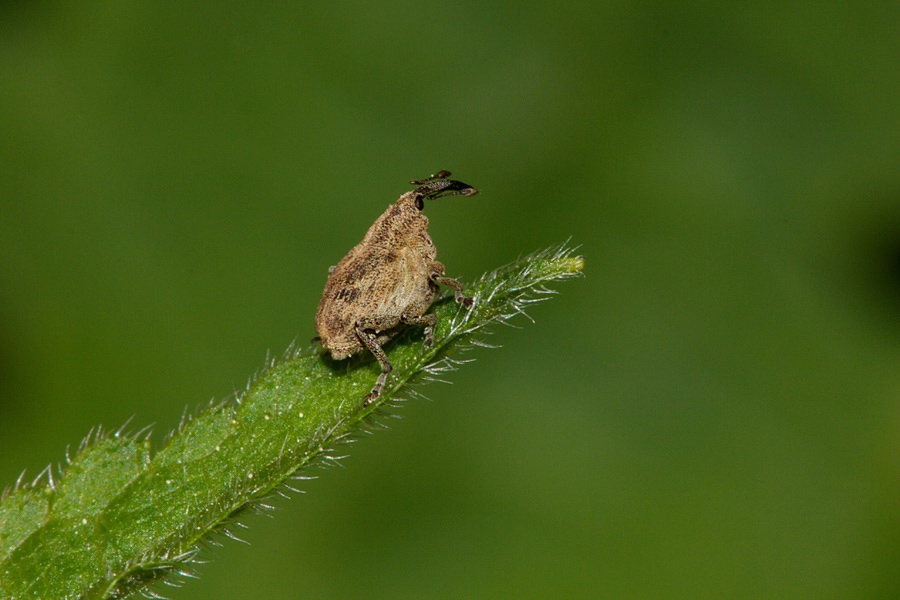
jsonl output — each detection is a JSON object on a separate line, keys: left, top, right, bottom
{"left": 355, "top": 322, "right": 393, "bottom": 407}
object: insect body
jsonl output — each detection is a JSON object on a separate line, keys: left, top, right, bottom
{"left": 315, "top": 171, "right": 477, "bottom": 405}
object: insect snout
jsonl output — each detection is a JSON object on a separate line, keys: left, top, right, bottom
{"left": 410, "top": 171, "right": 479, "bottom": 201}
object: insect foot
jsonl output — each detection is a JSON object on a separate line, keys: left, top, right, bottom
{"left": 314, "top": 171, "right": 478, "bottom": 407}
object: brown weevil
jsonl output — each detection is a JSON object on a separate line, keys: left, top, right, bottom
{"left": 315, "top": 171, "right": 477, "bottom": 406}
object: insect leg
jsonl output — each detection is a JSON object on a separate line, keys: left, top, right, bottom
{"left": 355, "top": 323, "right": 392, "bottom": 406}
{"left": 431, "top": 274, "right": 474, "bottom": 307}
{"left": 401, "top": 313, "right": 438, "bottom": 347}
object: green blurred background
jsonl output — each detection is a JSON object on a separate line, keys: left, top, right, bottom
{"left": 1, "top": 1, "right": 898, "bottom": 598}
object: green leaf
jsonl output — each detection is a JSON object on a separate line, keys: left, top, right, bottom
{"left": 0, "top": 242, "right": 583, "bottom": 600}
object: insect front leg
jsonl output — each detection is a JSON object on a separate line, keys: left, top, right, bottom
{"left": 401, "top": 313, "right": 438, "bottom": 347}
{"left": 430, "top": 273, "right": 474, "bottom": 307}
{"left": 354, "top": 322, "right": 392, "bottom": 406}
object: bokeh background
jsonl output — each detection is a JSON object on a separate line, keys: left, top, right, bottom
{"left": 1, "top": 2, "right": 898, "bottom": 598}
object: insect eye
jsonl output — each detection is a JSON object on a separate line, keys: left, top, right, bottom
{"left": 414, "top": 197, "right": 424, "bottom": 210}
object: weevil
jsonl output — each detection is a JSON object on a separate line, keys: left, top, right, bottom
{"left": 315, "top": 171, "right": 477, "bottom": 406}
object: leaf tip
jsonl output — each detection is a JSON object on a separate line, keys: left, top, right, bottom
{"left": 563, "top": 255, "right": 585, "bottom": 273}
